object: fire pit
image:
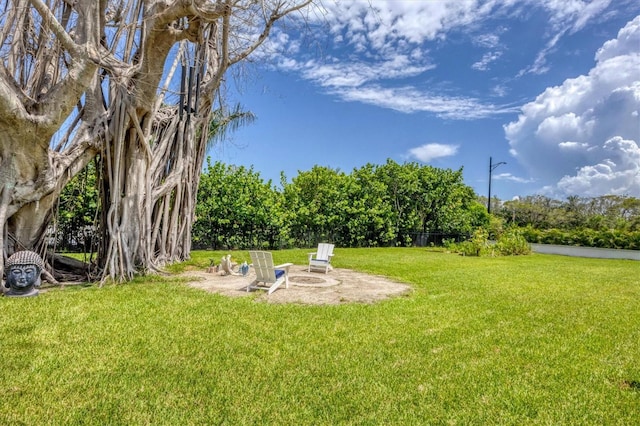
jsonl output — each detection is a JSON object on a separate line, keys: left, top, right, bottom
{"left": 288, "top": 275, "right": 340, "bottom": 287}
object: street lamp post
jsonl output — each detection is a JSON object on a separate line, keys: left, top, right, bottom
{"left": 488, "top": 156, "right": 506, "bottom": 214}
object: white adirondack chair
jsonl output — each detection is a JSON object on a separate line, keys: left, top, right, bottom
{"left": 308, "top": 243, "right": 335, "bottom": 273}
{"left": 248, "top": 251, "right": 293, "bottom": 295}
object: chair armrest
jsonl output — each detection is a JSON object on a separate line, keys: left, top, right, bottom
{"left": 275, "top": 262, "right": 294, "bottom": 270}
{"left": 308, "top": 252, "right": 317, "bottom": 260}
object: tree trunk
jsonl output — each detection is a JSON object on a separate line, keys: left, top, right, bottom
{"left": 0, "top": 0, "right": 105, "bottom": 279}
{"left": 97, "top": 88, "right": 209, "bottom": 280}
{"left": 1, "top": 0, "right": 314, "bottom": 283}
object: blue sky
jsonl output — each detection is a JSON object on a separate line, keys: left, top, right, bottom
{"left": 211, "top": 0, "right": 640, "bottom": 201}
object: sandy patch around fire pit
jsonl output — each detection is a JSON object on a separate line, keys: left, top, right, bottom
{"left": 180, "top": 264, "right": 411, "bottom": 305}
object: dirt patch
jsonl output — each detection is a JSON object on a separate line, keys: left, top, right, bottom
{"left": 180, "top": 264, "right": 411, "bottom": 305}
{"left": 289, "top": 276, "right": 329, "bottom": 285}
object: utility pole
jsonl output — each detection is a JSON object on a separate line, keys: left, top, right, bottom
{"left": 488, "top": 156, "right": 506, "bottom": 214}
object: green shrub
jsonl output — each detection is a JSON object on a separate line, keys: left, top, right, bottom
{"left": 518, "top": 227, "right": 640, "bottom": 250}
{"left": 495, "top": 229, "right": 532, "bottom": 255}
{"left": 451, "top": 228, "right": 489, "bottom": 256}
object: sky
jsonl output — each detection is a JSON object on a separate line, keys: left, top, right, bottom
{"left": 211, "top": 0, "right": 640, "bottom": 202}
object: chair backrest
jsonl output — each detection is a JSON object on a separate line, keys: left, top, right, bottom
{"left": 316, "top": 243, "right": 334, "bottom": 261}
{"left": 249, "top": 251, "right": 276, "bottom": 283}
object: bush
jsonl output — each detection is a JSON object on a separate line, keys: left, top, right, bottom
{"left": 495, "top": 229, "right": 531, "bottom": 256}
{"left": 449, "top": 228, "right": 489, "bottom": 256}
{"left": 517, "top": 227, "right": 640, "bottom": 250}
{"left": 446, "top": 228, "right": 532, "bottom": 257}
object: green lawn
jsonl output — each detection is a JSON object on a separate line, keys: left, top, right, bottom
{"left": 1, "top": 248, "right": 638, "bottom": 425}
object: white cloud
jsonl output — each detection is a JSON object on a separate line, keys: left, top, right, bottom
{"left": 408, "top": 143, "right": 459, "bottom": 162}
{"left": 555, "top": 137, "right": 640, "bottom": 196}
{"left": 494, "top": 173, "right": 536, "bottom": 183}
{"left": 570, "top": 0, "right": 613, "bottom": 33}
{"left": 558, "top": 141, "right": 590, "bottom": 151}
{"left": 492, "top": 84, "right": 509, "bottom": 97}
{"left": 257, "top": 1, "right": 639, "bottom": 121}
{"left": 537, "top": 0, "right": 612, "bottom": 32}
{"left": 473, "top": 33, "right": 501, "bottom": 49}
{"left": 334, "top": 85, "right": 518, "bottom": 119}
{"left": 472, "top": 51, "right": 503, "bottom": 71}
{"left": 299, "top": 56, "right": 435, "bottom": 89}
{"left": 318, "top": 0, "right": 484, "bottom": 48}
{"left": 505, "top": 16, "right": 640, "bottom": 197}
{"left": 595, "top": 13, "right": 640, "bottom": 61}
{"left": 518, "top": 31, "right": 563, "bottom": 76}
{"left": 516, "top": 0, "right": 631, "bottom": 76}
{"left": 257, "top": 1, "right": 514, "bottom": 118}
{"left": 316, "top": 0, "right": 618, "bottom": 79}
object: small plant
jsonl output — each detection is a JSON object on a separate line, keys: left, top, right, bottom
{"left": 495, "top": 229, "right": 532, "bottom": 255}
{"left": 447, "top": 228, "right": 490, "bottom": 256}
{"left": 447, "top": 228, "right": 531, "bottom": 257}
{"left": 442, "top": 238, "right": 457, "bottom": 251}
{"left": 466, "top": 228, "right": 490, "bottom": 256}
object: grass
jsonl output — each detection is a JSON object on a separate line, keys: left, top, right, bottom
{"left": 1, "top": 248, "right": 638, "bottom": 425}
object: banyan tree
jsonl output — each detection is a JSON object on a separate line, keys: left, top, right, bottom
{"left": 0, "top": 0, "right": 313, "bottom": 281}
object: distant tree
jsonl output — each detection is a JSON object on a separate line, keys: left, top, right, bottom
{"left": 502, "top": 194, "right": 640, "bottom": 232}
{"left": 345, "top": 165, "right": 395, "bottom": 247}
{"left": 55, "top": 161, "right": 99, "bottom": 253}
{"left": 193, "top": 159, "right": 490, "bottom": 249}
{"left": 584, "top": 195, "right": 640, "bottom": 231}
{"left": 462, "top": 201, "right": 492, "bottom": 234}
{"left": 374, "top": 160, "right": 478, "bottom": 245}
{"left": 414, "top": 165, "right": 477, "bottom": 234}
{"left": 501, "top": 195, "right": 560, "bottom": 228}
{"left": 283, "top": 166, "right": 350, "bottom": 246}
{"left": 193, "top": 160, "right": 285, "bottom": 250}
{"left": 550, "top": 195, "right": 585, "bottom": 229}
{"left": 374, "top": 160, "right": 422, "bottom": 245}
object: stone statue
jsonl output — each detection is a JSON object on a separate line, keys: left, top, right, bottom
{"left": 3, "top": 250, "right": 45, "bottom": 297}
{"left": 219, "top": 254, "right": 240, "bottom": 276}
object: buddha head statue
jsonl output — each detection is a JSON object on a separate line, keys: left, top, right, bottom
{"left": 3, "top": 250, "right": 45, "bottom": 297}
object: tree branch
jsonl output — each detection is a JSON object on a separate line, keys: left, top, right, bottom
{"left": 29, "top": 0, "right": 82, "bottom": 57}
{"left": 227, "top": 0, "right": 313, "bottom": 66}
{"left": 0, "top": 69, "right": 28, "bottom": 124}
